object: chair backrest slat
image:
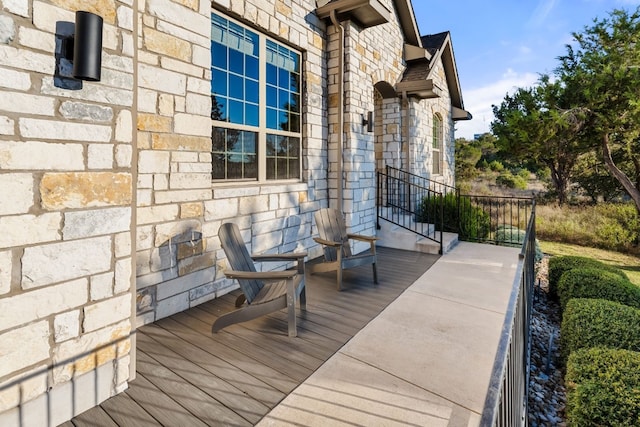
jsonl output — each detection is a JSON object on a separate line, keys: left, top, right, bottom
{"left": 219, "top": 223, "right": 263, "bottom": 303}
{"left": 315, "top": 208, "right": 352, "bottom": 261}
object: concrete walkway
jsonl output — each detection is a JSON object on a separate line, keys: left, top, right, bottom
{"left": 257, "top": 242, "right": 520, "bottom": 427}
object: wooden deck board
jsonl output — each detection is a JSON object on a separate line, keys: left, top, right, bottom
{"left": 71, "top": 247, "right": 439, "bottom": 426}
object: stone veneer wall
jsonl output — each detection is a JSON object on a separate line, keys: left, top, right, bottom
{"left": 133, "top": 0, "right": 329, "bottom": 326}
{"left": 409, "top": 59, "right": 456, "bottom": 187}
{"left": 0, "top": 0, "right": 135, "bottom": 425}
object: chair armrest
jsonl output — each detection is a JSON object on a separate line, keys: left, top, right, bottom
{"left": 347, "top": 234, "right": 378, "bottom": 242}
{"left": 252, "top": 252, "right": 307, "bottom": 262}
{"left": 223, "top": 269, "right": 298, "bottom": 280}
{"left": 313, "top": 237, "right": 342, "bottom": 247}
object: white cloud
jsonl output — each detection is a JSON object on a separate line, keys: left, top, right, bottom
{"left": 455, "top": 69, "right": 539, "bottom": 139}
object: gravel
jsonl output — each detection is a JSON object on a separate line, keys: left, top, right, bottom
{"left": 528, "top": 256, "right": 567, "bottom": 426}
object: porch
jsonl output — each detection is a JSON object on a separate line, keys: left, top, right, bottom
{"left": 64, "top": 243, "right": 519, "bottom": 427}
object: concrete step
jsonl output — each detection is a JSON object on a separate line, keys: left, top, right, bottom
{"left": 376, "top": 217, "right": 458, "bottom": 255}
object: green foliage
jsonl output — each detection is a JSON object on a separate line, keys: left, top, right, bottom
{"left": 537, "top": 203, "right": 639, "bottom": 253}
{"left": 416, "top": 193, "right": 490, "bottom": 240}
{"left": 557, "top": 267, "right": 640, "bottom": 312}
{"left": 495, "top": 171, "right": 527, "bottom": 190}
{"left": 548, "top": 255, "right": 629, "bottom": 300}
{"left": 455, "top": 138, "right": 482, "bottom": 181}
{"left": 565, "top": 347, "right": 640, "bottom": 426}
{"left": 516, "top": 168, "right": 531, "bottom": 181}
{"left": 560, "top": 298, "right": 640, "bottom": 364}
{"left": 489, "top": 160, "right": 504, "bottom": 172}
{"left": 494, "top": 225, "right": 543, "bottom": 262}
{"left": 573, "top": 151, "right": 626, "bottom": 202}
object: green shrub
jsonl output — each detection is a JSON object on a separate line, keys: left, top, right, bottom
{"left": 565, "top": 347, "right": 640, "bottom": 426}
{"left": 560, "top": 298, "right": 640, "bottom": 364}
{"left": 516, "top": 168, "right": 531, "bottom": 181}
{"left": 548, "top": 255, "right": 629, "bottom": 300}
{"left": 489, "top": 160, "right": 504, "bottom": 172}
{"left": 557, "top": 267, "right": 640, "bottom": 312}
{"left": 416, "top": 193, "right": 491, "bottom": 240}
{"left": 496, "top": 171, "right": 527, "bottom": 190}
{"left": 494, "top": 225, "right": 543, "bottom": 262}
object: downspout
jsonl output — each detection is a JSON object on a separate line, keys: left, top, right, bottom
{"left": 330, "top": 10, "right": 344, "bottom": 213}
{"left": 401, "top": 91, "right": 410, "bottom": 211}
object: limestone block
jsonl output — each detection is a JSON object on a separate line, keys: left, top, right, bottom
{"left": 114, "top": 232, "right": 132, "bottom": 258}
{"left": 0, "top": 15, "right": 14, "bottom": 44}
{"left": 88, "top": 144, "right": 114, "bottom": 169}
{"left": 19, "top": 118, "right": 112, "bottom": 142}
{"left": 192, "top": 44, "right": 210, "bottom": 68}
{"left": 178, "top": 162, "right": 211, "bottom": 173}
{"left": 0, "top": 364, "right": 47, "bottom": 413}
{"left": 158, "top": 93, "right": 174, "bottom": 116}
{"left": 59, "top": 101, "right": 113, "bottom": 122}
{"left": 0, "top": 321, "right": 49, "bottom": 378}
{"left": 137, "top": 205, "right": 179, "bottom": 225}
{"left": 156, "top": 267, "right": 214, "bottom": 300}
{"left": 160, "top": 56, "right": 202, "bottom": 77}
{"left": 21, "top": 237, "right": 111, "bottom": 289}
{"left": 149, "top": 244, "right": 176, "bottom": 273}
{"left": 147, "top": 0, "right": 209, "bottom": 37}
{"left": 0, "top": 213, "right": 61, "bottom": 250}
{"left": 0, "top": 250, "right": 11, "bottom": 295}
{"left": 174, "top": 113, "right": 210, "bottom": 137}
{"left": 153, "top": 189, "right": 212, "bottom": 205}
{"left": 40, "top": 173, "right": 132, "bottom": 210}
{"left": 137, "top": 113, "right": 172, "bottom": 132}
{"left": 122, "top": 32, "right": 134, "bottom": 57}
{"left": 0, "top": 140, "right": 84, "bottom": 171}
{"left": 155, "top": 292, "right": 189, "bottom": 320}
{"left": 204, "top": 198, "right": 238, "bottom": 220}
{"left": 185, "top": 93, "right": 210, "bottom": 116}
{"left": 144, "top": 28, "right": 192, "bottom": 62}
{"left": 156, "top": 19, "right": 209, "bottom": 48}
{"left": 169, "top": 172, "right": 211, "bottom": 189}
{"left": 239, "top": 194, "right": 269, "bottom": 215}
{"left": 138, "top": 151, "right": 171, "bottom": 175}
{"left": 0, "top": 173, "right": 32, "bottom": 216}
{"left": 139, "top": 63, "right": 186, "bottom": 96}
{"left": 0, "top": 115, "right": 14, "bottom": 135}
{"left": 178, "top": 252, "right": 215, "bottom": 276}
{"left": 0, "top": 91, "right": 55, "bottom": 116}
{"left": 3, "top": 0, "right": 29, "bottom": 17}
{"left": 0, "top": 278, "right": 88, "bottom": 332}
{"left": 115, "top": 144, "right": 132, "bottom": 167}
{"left": 103, "top": 52, "right": 134, "bottom": 73}
{"left": 0, "top": 45, "right": 54, "bottom": 75}
{"left": 180, "top": 202, "right": 203, "bottom": 218}
{"left": 114, "top": 257, "right": 132, "bottom": 294}
{"left": 155, "top": 219, "right": 201, "bottom": 247}
{"left": 154, "top": 173, "right": 169, "bottom": 190}
{"left": 54, "top": 310, "right": 80, "bottom": 343}
{"left": 41, "top": 77, "right": 133, "bottom": 107}
{"left": 83, "top": 294, "right": 131, "bottom": 332}
{"left": 48, "top": 0, "right": 117, "bottom": 25}
{"left": 152, "top": 134, "right": 210, "bottom": 152}
{"left": 117, "top": 5, "right": 133, "bottom": 30}
{"left": 137, "top": 87, "right": 157, "bottom": 113}
{"left": 53, "top": 319, "right": 130, "bottom": 383}
{"left": 91, "top": 272, "right": 114, "bottom": 301}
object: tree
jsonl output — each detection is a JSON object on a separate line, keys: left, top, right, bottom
{"left": 557, "top": 8, "right": 640, "bottom": 213}
{"left": 454, "top": 137, "right": 482, "bottom": 181}
{"left": 491, "top": 76, "right": 589, "bottom": 205}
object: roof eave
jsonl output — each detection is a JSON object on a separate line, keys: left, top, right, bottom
{"left": 316, "top": 0, "right": 391, "bottom": 28}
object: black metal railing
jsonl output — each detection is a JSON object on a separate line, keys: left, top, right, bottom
{"left": 377, "top": 166, "right": 445, "bottom": 254}
{"left": 480, "top": 201, "right": 536, "bottom": 427}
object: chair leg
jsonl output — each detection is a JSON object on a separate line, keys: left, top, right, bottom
{"left": 372, "top": 262, "right": 378, "bottom": 284}
{"left": 287, "top": 278, "right": 297, "bottom": 337}
{"left": 299, "top": 285, "right": 306, "bottom": 311}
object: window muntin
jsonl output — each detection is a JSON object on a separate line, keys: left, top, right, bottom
{"left": 211, "top": 13, "right": 301, "bottom": 182}
{"left": 432, "top": 114, "right": 443, "bottom": 175}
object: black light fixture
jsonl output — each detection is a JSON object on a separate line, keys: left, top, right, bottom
{"left": 361, "top": 111, "right": 373, "bottom": 133}
{"left": 72, "top": 11, "right": 103, "bottom": 81}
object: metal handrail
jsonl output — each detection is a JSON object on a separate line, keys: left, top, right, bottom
{"left": 480, "top": 200, "right": 536, "bottom": 427}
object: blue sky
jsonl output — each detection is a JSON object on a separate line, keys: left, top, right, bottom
{"left": 412, "top": 0, "right": 640, "bottom": 139}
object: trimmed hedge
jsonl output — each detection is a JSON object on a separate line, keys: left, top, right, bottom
{"left": 494, "top": 225, "right": 543, "bottom": 262}
{"left": 547, "top": 255, "right": 629, "bottom": 300}
{"left": 416, "top": 192, "right": 490, "bottom": 240}
{"left": 565, "top": 347, "right": 640, "bottom": 426}
{"left": 557, "top": 267, "right": 640, "bottom": 312}
{"left": 560, "top": 298, "right": 640, "bottom": 364}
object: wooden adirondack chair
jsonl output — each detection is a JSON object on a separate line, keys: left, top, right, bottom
{"left": 310, "top": 208, "right": 378, "bottom": 290}
{"left": 212, "top": 222, "right": 307, "bottom": 337}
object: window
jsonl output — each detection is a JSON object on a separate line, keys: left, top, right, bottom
{"left": 432, "top": 113, "right": 443, "bottom": 175}
{"left": 211, "top": 13, "right": 301, "bottom": 182}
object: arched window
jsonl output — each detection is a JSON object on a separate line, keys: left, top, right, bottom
{"left": 432, "top": 113, "right": 443, "bottom": 175}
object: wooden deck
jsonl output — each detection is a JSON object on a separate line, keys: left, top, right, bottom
{"left": 64, "top": 247, "right": 439, "bottom": 427}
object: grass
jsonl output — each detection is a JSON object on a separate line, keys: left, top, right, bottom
{"left": 541, "top": 241, "right": 640, "bottom": 286}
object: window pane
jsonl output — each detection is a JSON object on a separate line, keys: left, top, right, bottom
{"left": 266, "top": 85, "right": 277, "bottom": 108}
{"left": 246, "top": 79, "right": 259, "bottom": 103}
{"left": 229, "top": 48, "right": 243, "bottom": 75}
{"left": 266, "top": 108, "right": 278, "bottom": 129}
{"left": 266, "top": 63, "right": 277, "bottom": 86}
{"left": 229, "top": 74, "right": 244, "bottom": 100}
{"left": 246, "top": 55, "right": 259, "bottom": 80}
{"left": 211, "top": 95, "right": 226, "bottom": 120}
{"left": 211, "top": 68, "right": 227, "bottom": 96}
{"left": 266, "top": 158, "right": 276, "bottom": 180}
{"left": 211, "top": 41, "right": 227, "bottom": 69}
{"left": 290, "top": 93, "right": 300, "bottom": 113}
{"left": 278, "top": 110, "right": 288, "bottom": 131}
{"left": 228, "top": 99, "right": 243, "bottom": 123}
{"left": 290, "top": 73, "right": 300, "bottom": 93}
{"left": 288, "top": 113, "right": 300, "bottom": 132}
{"left": 245, "top": 103, "right": 259, "bottom": 126}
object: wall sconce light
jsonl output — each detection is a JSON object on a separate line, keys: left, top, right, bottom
{"left": 64, "top": 11, "right": 103, "bottom": 81}
{"left": 362, "top": 111, "right": 373, "bottom": 133}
